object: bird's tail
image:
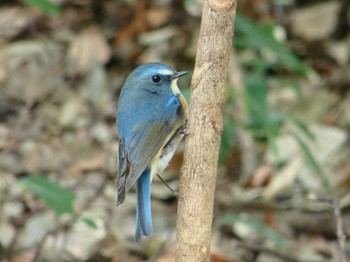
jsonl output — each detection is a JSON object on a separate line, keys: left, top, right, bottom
{"left": 135, "top": 168, "right": 152, "bottom": 242}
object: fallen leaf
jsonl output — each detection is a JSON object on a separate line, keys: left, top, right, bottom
{"left": 146, "top": 8, "right": 171, "bottom": 29}
{"left": 211, "top": 250, "right": 234, "bottom": 262}
{"left": 13, "top": 248, "right": 37, "bottom": 262}
{"left": 114, "top": 0, "right": 148, "bottom": 45}
{"left": 156, "top": 254, "right": 175, "bottom": 262}
{"left": 263, "top": 157, "right": 303, "bottom": 200}
{"left": 0, "top": 7, "right": 41, "bottom": 39}
{"left": 290, "top": 1, "right": 341, "bottom": 40}
{"left": 68, "top": 26, "right": 111, "bottom": 73}
{"left": 65, "top": 156, "right": 104, "bottom": 176}
{"left": 250, "top": 164, "right": 274, "bottom": 187}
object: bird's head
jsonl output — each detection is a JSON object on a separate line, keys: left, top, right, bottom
{"left": 124, "top": 62, "right": 188, "bottom": 95}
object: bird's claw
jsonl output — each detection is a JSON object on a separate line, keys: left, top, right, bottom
{"left": 157, "top": 174, "right": 179, "bottom": 198}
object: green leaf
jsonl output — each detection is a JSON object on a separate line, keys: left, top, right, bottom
{"left": 219, "top": 115, "right": 236, "bottom": 165}
{"left": 23, "top": 0, "right": 60, "bottom": 16}
{"left": 261, "top": 24, "right": 306, "bottom": 76}
{"left": 81, "top": 216, "right": 98, "bottom": 229}
{"left": 19, "top": 176, "right": 75, "bottom": 216}
{"left": 287, "top": 116, "right": 315, "bottom": 140}
{"left": 264, "top": 111, "right": 283, "bottom": 162}
{"left": 216, "top": 214, "right": 290, "bottom": 248}
{"left": 243, "top": 74, "right": 268, "bottom": 131}
{"left": 267, "top": 129, "right": 280, "bottom": 161}
{"left": 235, "top": 13, "right": 307, "bottom": 76}
{"left": 266, "top": 111, "right": 283, "bottom": 137}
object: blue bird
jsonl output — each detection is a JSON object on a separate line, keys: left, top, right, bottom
{"left": 116, "top": 62, "right": 188, "bottom": 241}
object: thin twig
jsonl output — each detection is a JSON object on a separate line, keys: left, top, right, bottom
{"left": 308, "top": 194, "right": 347, "bottom": 262}
{"left": 333, "top": 198, "right": 347, "bottom": 262}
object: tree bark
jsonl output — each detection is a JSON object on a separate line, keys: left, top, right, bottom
{"left": 175, "top": 1, "right": 237, "bottom": 261}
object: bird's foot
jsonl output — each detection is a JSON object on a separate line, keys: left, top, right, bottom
{"left": 157, "top": 174, "right": 179, "bottom": 198}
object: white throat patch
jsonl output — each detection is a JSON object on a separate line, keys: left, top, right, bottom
{"left": 170, "top": 79, "right": 180, "bottom": 95}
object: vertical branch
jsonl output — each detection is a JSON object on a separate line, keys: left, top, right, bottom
{"left": 176, "top": 1, "right": 237, "bottom": 261}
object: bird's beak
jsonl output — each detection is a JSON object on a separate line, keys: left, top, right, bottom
{"left": 171, "top": 71, "right": 188, "bottom": 80}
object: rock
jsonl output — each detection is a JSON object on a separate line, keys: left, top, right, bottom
{"left": 42, "top": 217, "right": 106, "bottom": 261}
{"left": 1, "top": 40, "right": 63, "bottom": 103}
{"left": 57, "top": 97, "right": 88, "bottom": 129}
{"left": 0, "top": 220, "right": 15, "bottom": 248}
{"left": 290, "top": 1, "right": 341, "bottom": 41}
{"left": 17, "top": 211, "right": 57, "bottom": 249}
{"left": 68, "top": 26, "right": 111, "bottom": 74}
{"left": 90, "top": 122, "right": 113, "bottom": 144}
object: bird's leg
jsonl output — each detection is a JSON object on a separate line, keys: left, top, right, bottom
{"left": 156, "top": 174, "right": 179, "bottom": 198}
{"left": 179, "top": 120, "right": 189, "bottom": 137}
{"left": 180, "top": 127, "right": 189, "bottom": 136}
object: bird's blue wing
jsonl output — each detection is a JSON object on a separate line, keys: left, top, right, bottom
{"left": 125, "top": 99, "right": 185, "bottom": 190}
{"left": 117, "top": 137, "right": 127, "bottom": 205}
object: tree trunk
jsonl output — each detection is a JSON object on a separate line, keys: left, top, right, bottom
{"left": 175, "top": 1, "right": 237, "bottom": 261}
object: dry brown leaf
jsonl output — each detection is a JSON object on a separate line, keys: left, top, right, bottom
{"left": 13, "top": 248, "right": 37, "bottom": 262}
{"left": 263, "top": 157, "right": 303, "bottom": 200}
{"left": 65, "top": 156, "right": 105, "bottom": 176}
{"left": 250, "top": 164, "right": 274, "bottom": 187}
{"left": 210, "top": 250, "right": 234, "bottom": 262}
{"left": 68, "top": 26, "right": 111, "bottom": 73}
{"left": 290, "top": 1, "right": 341, "bottom": 41}
{"left": 114, "top": 0, "right": 148, "bottom": 45}
{"left": 0, "top": 7, "right": 41, "bottom": 39}
{"left": 156, "top": 254, "right": 175, "bottom": 262}
{"left": 146, "top": 8, "right": 171, "bottom": 29}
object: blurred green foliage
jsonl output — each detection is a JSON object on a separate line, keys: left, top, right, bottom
{"left": 19, "top": 176, "right": 75, "bottom": 216}
{"left": 219, "top": 13, "right": 328, "bottom": 192}
{"left": 219, "top": 115, "right": 236, "bottom": 164}
{"left": 235, "top": 13, "right": 307, "bottom": 76}
{"left": 23, "top": 0, "right": 60, "bottom": 16}
{"left": 234, "top": 12, "right": 308, "bottom": 142}
{"left": 291, "top": 128, "right": 331, "bottom": 192}
{"left": 81, "top": 216, "right": 99, "bottom": 229}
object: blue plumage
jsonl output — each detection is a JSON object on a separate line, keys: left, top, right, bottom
{"left": 135, "top": 168, "right": 152, "bottom": 241}
{"left": 116, "top": 63, "right": 188, "bottom": 241}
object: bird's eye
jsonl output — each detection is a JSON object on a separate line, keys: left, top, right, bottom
{"left": 151, "top": 75, "right": 162, "bottom": 83}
